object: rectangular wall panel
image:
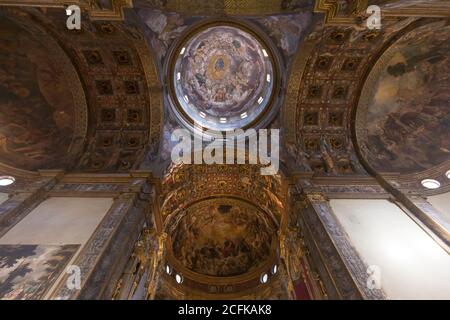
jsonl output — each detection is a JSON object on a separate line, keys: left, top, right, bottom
{"left": 0, "top": 197, "right": 113, "bottom": 299}
{"left": 0, "top": 197, "right": 113, "bottom": 245}
{"left": 330, "top": 199, "right": 450, "bottom": 299}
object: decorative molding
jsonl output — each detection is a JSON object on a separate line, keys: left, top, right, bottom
{"left": 283, "top": 40, "right": 315, "bottom": 145}
{"left": 409, "top": 196, "right": 450, "bottom": 233}
{"left": 401, "top": 196, "right": 450, "bottom": 253}
{"left": 134, "top": 0, "right": 315, "bottom": 16}
{"left": 0, "top": 0, "right": 133, "bottom": 20}
{"left": 314, "top": 0, "right": 368, "bottom": 25}
{"left": 377, "top": 1, "right": 450, "bottom": 18}
{"left": 130, "top": 23, "right": 164, "bottom": 158}
{"left": 314, "top": 0, "right": 450, "bottom": 26}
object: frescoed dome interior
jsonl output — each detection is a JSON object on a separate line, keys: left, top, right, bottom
{"left": 171, "top": 25, "right": 275, "bottom": 131}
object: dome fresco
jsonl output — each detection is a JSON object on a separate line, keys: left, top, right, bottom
{"left": 171, "top": 25, "right": 275, "bottom": 131}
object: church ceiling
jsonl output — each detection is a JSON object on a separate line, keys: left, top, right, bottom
{"left": 0, "top": 0, "right": 449, "bottom": 300}
{"left": 133, "top": 0, "right": 315, "bottom": 16}
{"left": 0, "top": 0, "right": 448, "bottom": 199}
{"left": 355, "top": 20, "right": 450, "bottom": 174}
{"left": 0, "top": 12, "right": 87, "bottom": 172}
{"left": 0, "top": 1, "right": 447, "bottom": 185}
{"left": 160, "top": 163, "right": 284, "bottom": 225}
{"left": 0, "top": 6, "right": 163, "bottom": 174}
{"left": 282, "top": 15, "right": 442, "bottom": 177}
{"left": 132, "top": 4, "right": 314, "bottom": 171}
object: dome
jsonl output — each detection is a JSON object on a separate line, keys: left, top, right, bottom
{"left": 169, "top": 23, "right": 277, "bottom": 132}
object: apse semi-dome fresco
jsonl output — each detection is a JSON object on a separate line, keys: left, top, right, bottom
{"left": 171, "top": 25, "right": 275, "bottom": 131}
{"left": 356, "top": 21, "right": 450, "bottom": 174}
{"left": 171, "top": 198, "right": 275, "bottom": 277}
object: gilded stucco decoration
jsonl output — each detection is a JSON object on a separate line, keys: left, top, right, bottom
{"left": 134, "top": 0, "right": 315, "bottom": 16}
{"left": 157, "top": 164, "right": 286, "bottom": 296}
{"left": 283, "top": 14, "right": 419, "bottom": 176}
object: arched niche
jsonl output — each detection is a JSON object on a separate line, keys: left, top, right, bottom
{"left": 0, "top": 12, "right": 88, "bottom": 173}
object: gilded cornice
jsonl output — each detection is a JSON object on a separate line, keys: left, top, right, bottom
{"left": 314, "top": 0, "right": 368, "bottom": 25}
{"left": 0, "top": 0, "right": 133, "bottom": 20}
{"left": 134, "top": 0, "right": 314, "bottom": 16}
{"left": 314, "top": 0, "right": 450, "bottom": 26}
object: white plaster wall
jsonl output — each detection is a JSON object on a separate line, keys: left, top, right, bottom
{"left": 427, "top": 192, "right": 450, "bottom": 227}
{"left": 330, "top": 199, "right": 450, "bottom": 300}
{"left": 0, "top": 197, "right": 113, "bottom": 245}
{"left": 0, "top": 192, "right": 8, "bottom": 205}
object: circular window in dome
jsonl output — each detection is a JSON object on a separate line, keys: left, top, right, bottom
{"left": 421, "top": 179, "right": 441, "bottom": 189}
{"left": 260, "top": 272, "right": 269, "bottom": 284}
{"left": 0, "top": 176, "right": 15, "bottom": 186}
{"left": 169, "top": 22, "right": 277, "bottom": 132}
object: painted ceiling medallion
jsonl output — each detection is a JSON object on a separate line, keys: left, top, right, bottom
{"left": 171, "top": 24, "right": 275, "bottom": 131}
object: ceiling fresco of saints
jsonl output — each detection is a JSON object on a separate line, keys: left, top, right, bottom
{"left": 356, "top": 21, "right": 450, "bottom": 174}
{"left": 171, "top": 198, "right": 275, "bottom": 277}
{"left": 172, "top": 25, "right": 275, "bottom": 131}
{"left": 0, "top": 17, "right": 79, "bottom": 171}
